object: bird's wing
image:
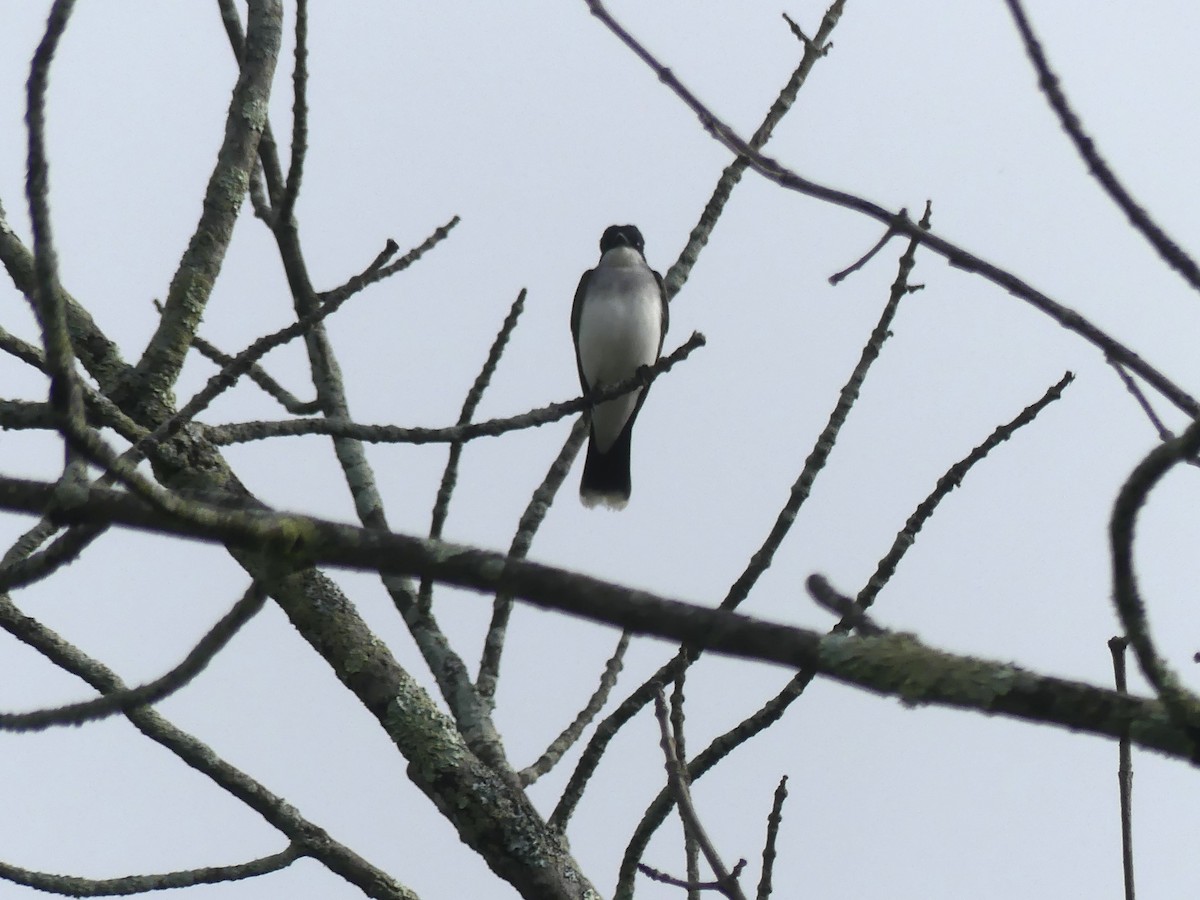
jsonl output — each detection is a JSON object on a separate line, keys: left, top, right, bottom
{"left": 570, "top": 268, "right": 593, "bottom": 393}
{"left": 654, "top": 270, "right": 669, "bottom": 357}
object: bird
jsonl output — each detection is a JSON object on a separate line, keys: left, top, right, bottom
{"left": 571, "top": 224, "right": 669, "bottom": 509}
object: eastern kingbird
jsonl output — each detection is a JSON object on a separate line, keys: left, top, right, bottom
{"left": 571, "top": 224, "right": 669, "bottom": 509}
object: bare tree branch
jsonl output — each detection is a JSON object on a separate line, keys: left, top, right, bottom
{"left": 637, "top": 860, "right": 748, "bottom": 896}
{"left": 0, "top": 390, "right": 149, "bottom": 448}
{"left": 0, "top": 520, "right": 105, "bottom": 592}
{"left": 477, "top": 418, "right": 590, "bottom": 701}
{"left": 808, "top": 577, "right": 886, "bottom": 636}
{"left": 1003, "top": 0, "right": 1200, "bottom": 296}
{"left": 215, "top": 0, "right": 517, "bottom": 805}
{"left": 0, "top": 844, "right": 303, "bottom": 898}
{"left": 856, "top": 370, "right": 1074, "bottom": 611}
{"left": 828, "top": 212, "right": 902, "bottom": 285}
{"left": 139, "top": 221, "right": 457, "bottom": 458}
{"left": 0, "top": 323, "right": 46, "bottom": 369}
{"left": 205, "top": 331, "right": 705, "bottom": 446}
{"left": 663, "top": 0, "right": 847, "bottom": 299}
{"left": 0, "top": 590, "right": 419, "bottom": 900}
{"left": 519, "top": 631, "right": 631, "bottom": 786}
{"left": 582, "top": 0, "right": 1200, "bottom": 420}
{"left": 0, "top": 224, "right": 128, "bottom": 393}
{"left": 0, "top": 581, "right": 265, "bottom": 731}
{"left": 619, "top": 669, "right": 815, "bottom": 897}
{"left": 187, "top": 330, "right": 320, "bottom": 415}
{"left": 1109, "top": 416, "right": 1200, "bottom": 747}
{"left": 651, "top": 690, "right": 748, "bottom": 900}
{"left": 0, "top": 329, "right": 147, "bottom": 443}
{"left": 756, "top": 776, "right": 788, "bottom": 900}
{"left": 277, "top": 0, "right": 309, "bottom": 224}
{"left": 1109, "top": 360, "right": 1174, "bottom": 444}
{"left": 317, "top": 230, "right": 445, "bottom": 305}
{"left": 248, "top": 160, "right": 274, "bottom": 223}
{"left": 8, "top": 5, "right": 1196, "bottom": 897}
{"left": 616, "top": 366, "right": 1074, "bottom": 891}
{"left": 25, "top": 0, "right": 87, "bottom": 488}
{"left": 215, "top": 0, "right": 285, "bottom": 206}
{"left": 420, "top": 288, "right": 527, "bottom": 612}
{"left": 0, "top": 476, "right": 1188, "bottom": 762}
{"left": 1109, "top": 636, "right": 1136, "bottom": 900}
{"left": 670, "top": 673, "right": 701, "bottom": 900}
{"left": 132, "top": 0, "right": 283, "bottom": 401}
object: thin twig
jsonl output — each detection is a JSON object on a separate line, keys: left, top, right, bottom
{"left": 248, "top": 161, "right": 274, "bottom": 223}
{"left": 518, "top": 630, "right": 630, "bottom": 786}
{"left": 1108, "top": 360, "right": 1172, "bottom": 443}
{"left": 0, "top": 522, "right": 105, "bottom": 592}
{"left": 808, "top": 577, "right": 886, "bottom": 636}
{"left": 652, "top": 690, "right": 748, "bottom": 900}
{"left": 477, "top": 418, "right": 590, "bottom": 701}
{"left": 671, "top": 673, "right": 700, "bottom": 900}
{"left": 152, "top": 298, "right": 319, "bottom": 414}
{"left": 0, "top": 328, "right": 146, "bottom": 443}
{"left": 723, "top": 205, "right": 926, "bottom": 617}
{"left": 485, "top": 333, "right": 702, "bottom": 694}
{"left": 317, "top": 224, "right": 454, "bottom": 306}
{"left": 230, "top": 0, "right": 500, "bottom": 773}
{"left": 139, "top": 224, "right": 452, "bottom": 457}
{"left": 1108, "top": 636, "right": 1135, "bottom": 900}
{"left": 420, "top": 289, "right": 527, "bottom": 612}
{"left": 207, "top": 331, "right": 705, "bottom": 446}
{"left": 0, "top": 387, "right": 147, "bottom": 447}
{"left": 621, "top": 670, "right": 815, "bottom": 895}
{"left": 0, "top": 582, "right": 266, "bottom": 731}
{"left": 0, "top": 325, "right": 47, "bottom": 370}
{"left": 637, "top": 861, "right": 749, "bottom": 895}
{"left": 225, "top": 0, "right": 503, "bottom": 769}
{"left": 671, "top": 672, "right": 689, "bottom": 783}
{"left": 856, "top": 371, "right": 1074, "bottom": 611}
{"left": 1, "top": 517, "right": 62, "bottom": 567}
{"left": 781, "top": 13, "right": 822, "bottom": 53}
{"left": 0, "top": 844, "right": 303, "bottom": 897}
{"left": 190, "top": 331, "right": 320, "bottom": 414}
{"left": 277, "top": 0, "right": 308, "bottom": 223}
{"left": 829, "top": 212, "right": 902, "bottom": 285}
{"left": 756, "top": 776, "right": 788, "bottom": 900}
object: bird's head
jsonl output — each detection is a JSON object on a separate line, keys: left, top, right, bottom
{"left": 599, "top": 224, "right": 645, "bottom": 256}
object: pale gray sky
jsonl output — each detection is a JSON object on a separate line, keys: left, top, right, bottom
{"left": 3, "top": 2, "right": 1200, "bottom": 898}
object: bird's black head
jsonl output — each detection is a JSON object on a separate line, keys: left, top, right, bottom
{"left": 599, "top": 224, "right": 645, "bottom": 256}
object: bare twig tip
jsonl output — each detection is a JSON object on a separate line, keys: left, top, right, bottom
{"left": 781, "top": 12, "right": 830, "bottom": 56}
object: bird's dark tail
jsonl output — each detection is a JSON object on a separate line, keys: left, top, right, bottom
{"left": 580, "top": 421, "right": 633, "bottom": 510}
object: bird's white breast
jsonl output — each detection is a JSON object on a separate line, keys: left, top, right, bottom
{"left": 576, "top": 248, "right": 663, "bottom": 451}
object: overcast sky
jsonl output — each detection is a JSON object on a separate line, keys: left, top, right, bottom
{"left": 3, "top": 2, "right": 1200, "bottom": 898}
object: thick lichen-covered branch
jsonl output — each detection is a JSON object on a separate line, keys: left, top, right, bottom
{"left": 0, "top": 475, "right": 1188, "bottom": 764}
{"left": 131, "top": 0, "right": 283, "bottom": 403}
